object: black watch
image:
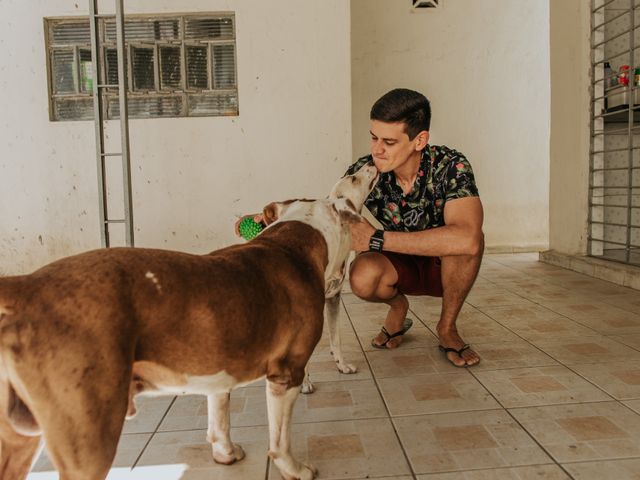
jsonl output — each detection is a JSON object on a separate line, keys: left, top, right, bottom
{"left": 369, "top": 229, "right": 385, "bottom": 252}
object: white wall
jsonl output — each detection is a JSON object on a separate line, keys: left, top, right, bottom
{"left": 0, "top": 0, "right": 351, "bottom": 274}
{"left": 351, "top": 0, "right": 551, "bottom": 252}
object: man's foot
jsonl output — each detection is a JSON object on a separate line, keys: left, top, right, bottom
{"left": 371, "top": 318, "right": 413, "bottom": 349}
{"left": 437, "top": 328, "right": 480, "bottom": 367}
{"left": 371, "top": 293, "right": 409, "bottom": 349}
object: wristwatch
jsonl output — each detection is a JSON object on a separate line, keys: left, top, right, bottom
{"left": 369, "top": 229, "right": 385, "bottom": 252}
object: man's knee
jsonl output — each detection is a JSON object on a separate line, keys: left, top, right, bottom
{"left": 349, "top": 254, "right": 386, "bottom": 299}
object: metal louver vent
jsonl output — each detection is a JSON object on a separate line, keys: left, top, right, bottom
{"left": 46, "top": 13, "right": 238, "bottom": 121}
{"left": 105, "top": 48, "right": 120, "bottom": 87}
{"left": 52, "top": 49, "right": 75, "bottom": 93}
{"left": 160, "top": 46, "right": 182, "bottom": 89}
{"left": 108, "top": 95, "right": 183, "bottom": 118}
{"left": 50, "top": 21, "right": 91, "bottom": 45}
{"left": 188, "top": 93, "right": 238, "bottom": 116}
{"left": 213, "top": 44, "right": 236, "bottom": 88}
{"left": 54, "top": 98, "right": 94, "bottom": 120}
{"left": 105, "top": 19, "right": 181, "bottom": 42}
{"left": 186, "top": 45, "right": 208, "bottom": 89}
{"left": 185, "top": 17, "right": 234, "bottom": 39}
{"left": 132, "top": 47, "right": 155, "bottom": 91}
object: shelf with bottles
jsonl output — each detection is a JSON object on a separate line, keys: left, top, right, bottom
{"left": 602, "top": 62, "right": 640, "bottom": 124}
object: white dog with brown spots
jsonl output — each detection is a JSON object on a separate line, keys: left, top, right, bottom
{"left": 0, "top": 163, "right": 378, "bottom": 480}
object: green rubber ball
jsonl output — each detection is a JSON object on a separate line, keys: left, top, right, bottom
{"left": 239, "top": 216, "right": 263, "bottom": 241}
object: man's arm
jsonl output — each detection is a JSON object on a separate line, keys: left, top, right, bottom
{"left": 350, "top": 196, "right": 484, "bottom": 257}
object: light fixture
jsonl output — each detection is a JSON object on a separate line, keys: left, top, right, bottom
{"left": 413, "top": 0, "right": 439, "bottom": 8}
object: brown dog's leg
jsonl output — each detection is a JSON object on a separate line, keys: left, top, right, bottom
{"left": 206, "top": 392, "right": 245, "bottom": 464}
{"left": 266, "top": 380, "right": 317, "bottom": 480}
{"left": 38, "top": 381, "right": 130, "bottom": 480}
{"left": 3, "top": 336, "right": 133, "bottom": 479}
{"left": 0, "top": 420, "right": 41, "bottom": 480}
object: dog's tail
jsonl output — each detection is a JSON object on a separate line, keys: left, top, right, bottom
{"left": 0, "top": 275, "right": 41, "bottom": 437}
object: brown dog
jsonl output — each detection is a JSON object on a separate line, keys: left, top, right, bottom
{"left": 0, "top": 163, "right": 378, "bottom": 480}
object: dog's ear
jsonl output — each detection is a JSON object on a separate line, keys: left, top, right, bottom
{"left": 333, "top": 198, "right": 362, "bottom": 225}
{"left": 262, "top": 202, "right": 283, "bottom": 226}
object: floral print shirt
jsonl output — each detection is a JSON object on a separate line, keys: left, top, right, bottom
{"left": 345, "top": 145, "right": 479, "bottom": 232}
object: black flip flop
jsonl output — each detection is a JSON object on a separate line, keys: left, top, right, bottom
{"left": 371, "top": 318, "right": 413, "bottom": 349}
{"left": 438, "top": 344, "right": 472, "bottom": 367}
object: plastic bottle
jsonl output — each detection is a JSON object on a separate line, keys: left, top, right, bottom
{"left": 604, "top": 61, "right": 616, "bottom": 89}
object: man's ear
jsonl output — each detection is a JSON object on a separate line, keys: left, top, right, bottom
{"left": 262, "top": 202, "right": 283, "bottom": 226}
{"left": 415, "top": 130, "right": 429, "bottom": 151}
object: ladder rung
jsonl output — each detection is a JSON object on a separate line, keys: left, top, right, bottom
{"left": 105, "top": 219, "right": 126, "bottom": 224}
{"left": 97, "top": 84, "right": 119, "bottom": 89}
{"left": 93, "top": 13, "right": 115, "bottom": 18}
{"left": 101, "top": 153, "right": 122, "bottom": 157}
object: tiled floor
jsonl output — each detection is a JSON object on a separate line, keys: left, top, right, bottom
{"left": 27, "top": 253, "right": 640, "bottom": 479}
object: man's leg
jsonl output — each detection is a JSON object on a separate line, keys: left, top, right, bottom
{"left": 349, "top": 252, "right": 409, "bottom": 349}
{"left": 437, "top": 248, "right": 483, "bottom": 366}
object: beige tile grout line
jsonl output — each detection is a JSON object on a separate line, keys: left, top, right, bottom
{"left": 470, "top": 260, "right": 640, "bottom": 477}
{"left": 340, "top": 295, "right": 418, "bottom": 480}
{"left": 131, "top": 395, "right": 178, "bottom": 469}
{"left": 405, "top": 299, "right": 573, "bottom": 477}
{"left": 404, "top": 269, "right": 580, "bottom": 479}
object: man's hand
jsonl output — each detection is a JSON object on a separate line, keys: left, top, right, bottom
{"left": 234, "top": 213, "right": 264, "bottom": 237}
{"left": 349, "top": 218, "right": 377, "bottom": 252}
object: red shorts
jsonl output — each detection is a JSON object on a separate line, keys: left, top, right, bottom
{"left": 381, "top": 252, "right": 443, "bottom": 297}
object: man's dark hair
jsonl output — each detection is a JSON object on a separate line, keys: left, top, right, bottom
{"left": 370, "top": 88, "right": 431, "bottom": 140}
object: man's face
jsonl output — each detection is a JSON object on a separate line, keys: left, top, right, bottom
{"left": 369, "top": 120, "right": 427, "bottom": 173}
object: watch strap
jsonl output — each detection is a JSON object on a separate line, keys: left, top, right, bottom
{"left": 369, "top": 229, "right": 385, "bottom": 252}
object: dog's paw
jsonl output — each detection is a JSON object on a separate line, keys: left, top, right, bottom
{"left": 336, "top": 362, "right": 357, "bottom": 374}
{"left": 279, "top": 463, "right": 318, "bottom": 480}
{"left": 211, "top": 442, "right": 245, "bottom": 465}
{"left": 301, "top": 379, "right": 315, "bottom": 394}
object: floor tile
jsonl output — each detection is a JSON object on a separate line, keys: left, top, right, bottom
{"left": 32, "top": 433, "right": 151, "bottom": 472}
{"left": 479, "top": 304, "right": 599, "bottom": 341}
{"left": 366, "top": 346, "right": 458, "bottom": 377}
{"left": 417, "top": 310, "right": 523, "bottom": 345}
{"left": 571, "top": 360, "right": 640, "bottom": 400}
{"left": 292, "top": 379, "right": 387, "bottom": 423}
{"left": 465, "top": 291, "right": 535, "bottom": 308}
{"left": 601, "top": 292, "right": 640, "bottom": 314}
{"left": 343, "top": 301, "right": 394, "bottom": 330}
{"left": 394, "top": 410, "right": 551, "bottom": 474}
{"left": 340, "top": 292, "right": 367, "bottom": 305}
{"left": 378, "top": 372, "right": 500, "bottom": 415}
{"left": 159, "top": 389, "right": 268, "bottom": 431}
{"left": 416, "top": 464, "right": 569, "bottom": 479}
{"left": 609, "top": 333, "right": 640, "bottom": 351}
{"left": 266, "top": 419, "right": 412, "bottom": 479}
{"left": 468, "top": 340, "right": 559, "bottom": 371}
{"left": 542, "top": 301, "right": 640, "bottom": 335}
{"left": 623, "top": 399, "right": 640, "bottom": 414}
{"left": 314, "top": 322, "right": 363, "bottom": 355}
{"left": 306, "top": 349, "right": 373, "bottom": 382}
{"left": 531, "top": 336, "right": 640, "bottom": 365}
{"left": 474, "top": 366, "right": 611, "bottom": 407}
{"left": 562, "top": 458, "right": 640, "bottom": 480}
{"left": 509, "top": 401, "right": 640, "bottom": 462}
{"left": 499, "top": 283, "right": 584, "bottom": 304}
{"left": 123, "top": 395, "right": 175, "bottom": 434}
{"left": 404, "top": 295, "right": 483, "bottom": 320}
{"left": 355, "top": 321, "right": 439, "bottom": 352}
{"left": 136, "top": 427, "right": 268, "bottom": 479}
